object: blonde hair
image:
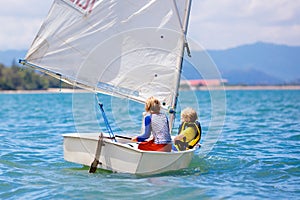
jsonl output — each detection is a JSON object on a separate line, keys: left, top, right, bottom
{"left": 145, "top": 96, "right": 161, "bottom": 113}
{"left": 181, "top": 107, "right": 198, "bottom": 122}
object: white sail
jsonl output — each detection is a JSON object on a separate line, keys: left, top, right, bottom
{"left": 24, "top": 0, "right": 191, "bottom": 107}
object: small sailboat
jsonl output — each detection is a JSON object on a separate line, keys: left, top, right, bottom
{"left": 20, "top": 0, "right": 197, "bottom": 175}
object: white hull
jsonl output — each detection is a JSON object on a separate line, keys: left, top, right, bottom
{"left": 63, "top": 133, "right": 196, "bottom": 175}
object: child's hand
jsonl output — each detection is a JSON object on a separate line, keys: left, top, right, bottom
{"left": 131, "top": 137, "right": 138, "bottom": 142}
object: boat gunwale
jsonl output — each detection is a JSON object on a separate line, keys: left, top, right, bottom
{"left": 62, "top": 133, "right": 197, "bottom": 155}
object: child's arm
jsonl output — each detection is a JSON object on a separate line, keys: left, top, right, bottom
{"left": 135, "top": 115, "right": 151, "bottom": 142}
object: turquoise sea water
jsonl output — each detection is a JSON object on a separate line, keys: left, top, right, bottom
{"left": 1, "top": 90, "right": 299, "bottom": 199}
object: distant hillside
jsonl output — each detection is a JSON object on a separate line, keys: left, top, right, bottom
{"left": 208, "top": 42, "right": 300, "bottom": 84}
{"left": 1, "top": 42, "right": 300, "bottom": 85}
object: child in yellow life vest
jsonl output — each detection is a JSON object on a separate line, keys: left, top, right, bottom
{"left": 173, "top": 107, "right": 202, "bottom": 151}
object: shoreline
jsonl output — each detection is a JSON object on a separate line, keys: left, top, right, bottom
{"left": 1, "top": 85, "right": 300, "bottom": 94}
{"left": 197, "top": 85, "right": 300, "bottom": 91}
{"left": 0, "top": 88, "right": 88, "bottom": 94}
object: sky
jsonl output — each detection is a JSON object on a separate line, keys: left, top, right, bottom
{"left": 0, "top": 0, "right": 299, "bottom": 51}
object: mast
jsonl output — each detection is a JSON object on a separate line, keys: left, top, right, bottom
{"left": 169, "top": 0, "right": 192, "bottom": 132}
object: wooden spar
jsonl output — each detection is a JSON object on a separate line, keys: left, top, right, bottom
{"left": 89, "top": 132, "right": 104, "bottom": 173}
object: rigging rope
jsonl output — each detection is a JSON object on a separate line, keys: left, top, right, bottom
{"left": 95, "top": 94, "right": 116, "bottom": 142}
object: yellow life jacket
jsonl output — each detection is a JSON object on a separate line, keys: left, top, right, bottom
{"left": 174, "top": 122, "right": 201, "bottom": 151}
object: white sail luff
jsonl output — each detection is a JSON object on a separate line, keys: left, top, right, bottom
{"left": 169, "top": 0, "right": 193, "bottom": 130}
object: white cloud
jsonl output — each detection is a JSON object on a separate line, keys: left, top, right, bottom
{"left": 1, "top": 0, "right": 52, "bottom": 18}
{"left": 0, "top": 17, "right": 42, "bottom": 50}
{"left": 0, "top": 0, "right": 299, "bottom": 50}
{"left": 188, "top": 0, "right": 300, "bottom": 49}
{"left": 0, "top": 0, "right": 52, "bottom": 50}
